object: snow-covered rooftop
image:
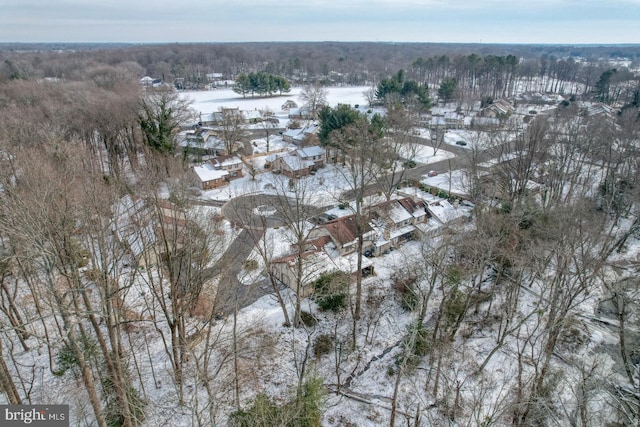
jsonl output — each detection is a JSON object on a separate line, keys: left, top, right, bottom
{"left": 193, "top": 162, "right": 229, "bottom": 182}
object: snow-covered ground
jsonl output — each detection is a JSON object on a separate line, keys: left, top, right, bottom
{"left": 181, "top": 86, "right": 373, "bottom": 128}
{"left": 420, "top": 169, "right": 470, "bottom": 196}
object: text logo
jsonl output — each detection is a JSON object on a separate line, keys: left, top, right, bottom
{"left": 1, "top": 405, "right": 69, "bottom": 426}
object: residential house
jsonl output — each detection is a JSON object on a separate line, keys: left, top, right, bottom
{"left": 288, "top": 108, "right": 313, "bottom": 120}
{"left": 281, "top": 100, "right": 298, "bottom": 110}
{"left": 519, "top": 92, "right": 564, "bottom": 105}
{"left": 243, "top": 109, "right": 262, "bottom": 123}
{"left": 314, "top": 215, "right": 376, "bottom": 256}
{"left": 295, "top": 146, "right": 325, "bottom": 170}
{"left": 369, "top": 197, "right": 427, "bottom": 255}
{"left": 582, "top": 102, "right": 614, "bottom": 118}
{"left": 480, "top": 98, "right": 515, "bottom": 118}
{"left": 444, "top": 111, "right": 465, "bottom": 129}
{"left": 271, "top": 154, "right": 314, "bottom": 178}
{"left": 213, "top": 155, "right": 244, "bottom": 180}
{"left": 181, "top": 129, "right": 229, "bottom": 157}
{"left": 282, "top": 125, "right": 319, "bottom": 145}
{"left": 193, "top": 162, "right": 229, "bottom": 190}
{"left": 206, "top": 72, "right": 224, "bottom": 81}
{"left": 264, "top": 152, "right": 287, "bottom": 169}
{"left": 425, "top": 199, "right": 467, "bottom": 224}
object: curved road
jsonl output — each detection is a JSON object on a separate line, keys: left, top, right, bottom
{"left": 205, "top": 193, "right": 319, "bottom": 315}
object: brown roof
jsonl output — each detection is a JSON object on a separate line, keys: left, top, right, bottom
{"left": 323, "top": 215, "right": 371, "bottom": 246}
{"left": 397, "top": 197, "right": 427, "bottom": 215}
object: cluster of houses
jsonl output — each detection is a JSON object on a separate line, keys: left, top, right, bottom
{"left": 270, "top": 189, "right": 471, "bottom": 295}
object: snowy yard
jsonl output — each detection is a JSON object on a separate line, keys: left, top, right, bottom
{"left": 182, "top": 86, "right": 373, "bottom": 128}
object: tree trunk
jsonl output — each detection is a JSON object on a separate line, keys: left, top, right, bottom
{"left": 0, "top": 338, "right": 21, "bottom": 404}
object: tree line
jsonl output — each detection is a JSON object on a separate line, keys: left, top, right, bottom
{"left": 233, "top": 71, "right": 291, "bottom": 97}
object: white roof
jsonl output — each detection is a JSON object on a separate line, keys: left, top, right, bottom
{"left": 193, "top": 163, "right": 229, "bottom": 182}
{"left": 281, "top": 155, "right": 314, "bottom": 171}
{"left": 386, "top": 201, "right": 413, "bottom": 224}
{"left": 243, "top": 110, "right": 262, "bottom": 120}
{"left": 426, "top": 199, "right": 466, "bottom": 224}
{"left": 218, "top": 156, "right": 243, "bottom": 167}
{"left": 296, "top": 250, "right": 373, "bottom": 286}
{"left": 265, "top": 152, "right": 287, "bottom": 163}
{"left": 296, "top": 146, "right": 325, "bottom": 158}
{"left": 283, "top": 125, "right": 318, "bottom": 141}
{"left": 179, "top": 134, "right": 225, "bottom": 150}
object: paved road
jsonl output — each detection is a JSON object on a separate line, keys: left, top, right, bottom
{"left": 340, "top": 137, "right": 511, "bottom": 200}
{"left": 204, "top": 193, "right": 320, "bottom": 314}
{"left": 204, "top": 228, "right": 271, "bottom": 315}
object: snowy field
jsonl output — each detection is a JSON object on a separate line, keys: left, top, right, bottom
{"left": 181, "top": 86, "right": 373, "bottom": 127}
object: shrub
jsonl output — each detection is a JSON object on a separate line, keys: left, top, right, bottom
{"left": 398, "top": 321, "right": 431, "bottom": 368}
{"left": 243, "top": 259, "right": 259, "bottom": 271}
{"left": 392, "top": 272, "right": 420, "bottom": 311}
{"left": 403, "top": 160, "right": 417, "bottom": 169}
{"left": 103, "top": 377, "right": 146, "bottom": 427}
{"left": 230, "top": 375, "right": 326, "bottom": 427}
{"left": 443, "top": 287, "right": 468, "bottom": 328}
{"left": 300, "top": 311, "right": 318, "bottom": 327}
{"left": 313, "top": 334, "right": 333, "bottom": 358}
{"left": 56, "top": 335, "right": 99, "bottom": 375}
{"left": 312, "top": 272, "right": 349, "bottom": 312}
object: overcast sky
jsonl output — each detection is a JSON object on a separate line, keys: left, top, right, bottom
{"left": 1, "top": 0, "right": 639, "bottom": 45}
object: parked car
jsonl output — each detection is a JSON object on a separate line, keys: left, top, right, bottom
{"left": 427, "top": 170, "right": 438, "bottom": 177}
{"left": 456, "top": 140, "right": 467, "bottom": 146}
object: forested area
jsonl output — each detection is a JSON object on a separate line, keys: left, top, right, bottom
{"left": 0, "top": 42, "right": 639, "bottom": 426}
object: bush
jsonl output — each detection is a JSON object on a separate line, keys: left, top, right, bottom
{"left": 313, "top": 334, "right": 333, "bottom": 358}
{"left": 398, "top": 321, "right": 431, "bottom": 368}
{"left": 392, "top": 272, "right": 420, "bottom": 311}
{"left": 103, "top": 377, "right": 146, "bottom": 427}
{"left": 56, "top": 335, "right": 99, "bottom": 375}
{"left": 300, "top": 311, "right": 318, "bottom": 327}
{"left": 230, "top": 375, "right": 326, "bottom": 427}
{"left": 403, "top": 160, "right": 417, "bottom": 169}
{"left": 243, "top": 259, "right": 259, "bottom": 271}
{"left": 312, "top": 272, "right": 349, "bottom": 312}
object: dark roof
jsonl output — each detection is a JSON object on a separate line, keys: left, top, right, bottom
{"left": 323, "top": 215, "right": 371, "bottom": 246}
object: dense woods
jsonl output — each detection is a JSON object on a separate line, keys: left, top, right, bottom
{"left": 0, "top": 41, "right": 640, "bottom": 426}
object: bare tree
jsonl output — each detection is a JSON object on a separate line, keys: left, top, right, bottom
{"left": 299, "top": 84, "right": 328, "bottom": 120}
{"left": 259, "top": 107, "right": 279, "bottom": 153}
{"left": 217, "top": 108, "right": 246, "bottom": 155}
{"left": 374, "top": 105, "right": 419, "bottom": 200}
{"left": 268, "top": 175, "right": 322, "bottom": 327}
{"left": 330, "top": 115, "right": 383, "bottom": 348}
